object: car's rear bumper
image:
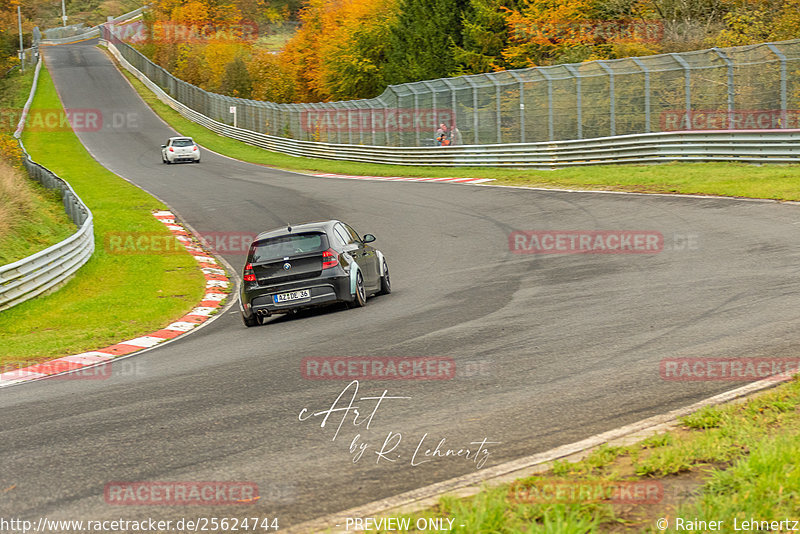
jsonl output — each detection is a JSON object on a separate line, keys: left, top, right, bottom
{"left": 241, "top": 272, "right": 352, "bottom": 317}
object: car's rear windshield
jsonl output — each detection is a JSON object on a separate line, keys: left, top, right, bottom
{"left": 249, "top": 232, "right": 328, "bottom": 263}
{"left": 172, "top": 139, "right": 194, "bottom": 147}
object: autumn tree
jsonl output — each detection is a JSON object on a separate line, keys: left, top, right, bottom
{"left": 314, "top": 0, "right": 398, "bottom": 99}
{"left": 280, "top": 0, "right": 325, "bottom": 100}
{"left": 174, "top": 42, "right": 207, "bottom": 85}
{"left": 769, "top": 0, "right": 800, "bottom": 40}
{"left": 501, "top": 0, "right": 603, "bottom": 67}
{"left": 710, "top": 0, "right": 800, "bottom": 45}
{"left": 249, "top": 48, "right": 296, "bottom": 102}
{"left": 0, "top": 0, "right": 31, "bottom": 73}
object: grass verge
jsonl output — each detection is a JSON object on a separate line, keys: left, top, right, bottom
{"left": 109, "top": 46, "right": 800, "bottom": 201}
{"left": 0, "top": 63, "right": 206, "bottom": 367}
{"left": 369, "top": 376, "right": 800, "bottom": 533}
{"left": 0, "top": 68, "right": 76, "bottom": 264}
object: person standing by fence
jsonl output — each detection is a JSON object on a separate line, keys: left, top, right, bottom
{"left": 436, "top": 123, "right": 450, "bottom": 146}
{"left": 450, "top": 124, "right": 462, "bottom": 146}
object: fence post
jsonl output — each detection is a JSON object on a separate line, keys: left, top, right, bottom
{"left": 631, "top": 58, "right": 650, "bottom": 133}
{"left": 485, "top": 73, "right": 502, "bottom": 144}
{"left": 711, "top": 48, "right": 735, "bottom": 128}
{"left": 370, "top": 98, "right": 383, "bottom": 146}
{"left": 509, "top": 71, "right": 525, "bottom": 144}
{"left": 670, "top": 53, "right": 692, "bottom": 130}
{"left": 537, "top": 68, "right": 555, "bottom": 141}
{"left": 345, "top": 101, "right": 354, "bottom": 145}
{"left": 421, "top": 80, "right": 439, "bottom": 145}
{"left": 597, "top": 61, "right": 615, "bottom": 137}
{"left": 406, "top": 85, "right": 421, "bottom": 146}
{"left": 296, "top": 102, "right": 308, "bottom": 141}
{"left": 385, "top": 86, "right": 398, "bottom": 146}
{"left": 268, "top": 101, "right": 276, "bottom": 137}
{"left": 355, "top": 100, "right": 368, "bottom": 145}
{"left": 309, "top": 102, "right": 322, "bottom": 142}
{"left": 464, "top": 77, "right": 480, "bottom": 144}
{"left": 278, "top": 102, "right": 285, "bottom": 139}
{"left": 766, "top": 43, "right": 788, "bottom": 128}
{"left": 564, "top": 65, "right": 582, "bottom": 139}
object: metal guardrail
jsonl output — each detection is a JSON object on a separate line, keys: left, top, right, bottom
{"left": 41, "top": 27, "right": 100, "bottom": 44}
{"left": 40, "top": 6, "right": 147, "bottom": 45}
{"left": 43, "top": 22, "right": 90, "bottom": 39}
{"left": 0, "top": 59, "right": 95, "bottom": 312}
{"left": 104, "top": 40, "right": 800, "bottom": 167}
{"left": 108, "top": 6, "right": 148, "bottom": 24}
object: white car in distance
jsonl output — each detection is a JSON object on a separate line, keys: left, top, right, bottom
{"left": 161, "top": 137, "right": 201, "bottom": 164}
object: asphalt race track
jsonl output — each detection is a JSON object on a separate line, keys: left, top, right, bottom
{"left": 3, "top": 40, "right": 800, "bottom": 529}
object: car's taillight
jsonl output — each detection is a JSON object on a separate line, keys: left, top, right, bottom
{"left": 322, "top": 249, "right": 339, "bottom": 269}
{"left": 168, "top": 147, "right": 174, "bottom": 152}
{"left": 192, "top": 146, "right": 198, "bottom": 151}
{"left": 243, "top": 263, "right": 256, "bottom": 282}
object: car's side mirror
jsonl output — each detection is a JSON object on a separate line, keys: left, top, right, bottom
{"left": 362, "top": 234, "right": 376, "bottom": 243}
{"left": 161, "top": 145, "right": 166, "bottom": 148}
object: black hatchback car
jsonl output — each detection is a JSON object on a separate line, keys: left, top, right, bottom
{"left": 239, "top": 220, "right": 390, "bottom": 326}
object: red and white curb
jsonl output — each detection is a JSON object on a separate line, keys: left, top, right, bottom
{"left": 0, "top": 210, "right": 230, "bottom": 388}
{"left": 312, "top": 172, "right": 494, "bottom": 184}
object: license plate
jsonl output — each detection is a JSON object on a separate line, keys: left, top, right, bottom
{"left": 274, "top": 289, "right": 311, "bottom": 303}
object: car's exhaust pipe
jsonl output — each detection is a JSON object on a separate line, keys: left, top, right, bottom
{"left": 256, "top": 309, "right": 271, "bottom": 317}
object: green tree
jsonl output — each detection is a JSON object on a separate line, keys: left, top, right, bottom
{"left": 384, "top": 0, "right": 470, "bottom": 84}
{"left": 220, "top": 55, "right": 252, "bottom": 97}
{"left": 453, "top": 0, "right": 518, "bottom": 75}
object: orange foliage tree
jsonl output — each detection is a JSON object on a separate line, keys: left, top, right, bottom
{"left": 502, "top": 0, "right": 601, "bottom": 67}
{"left": 281, "top": 0, "right": 399, "bottom": 101}
{"left": 248, "top": 48, "right": 297, "bottom": 102}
